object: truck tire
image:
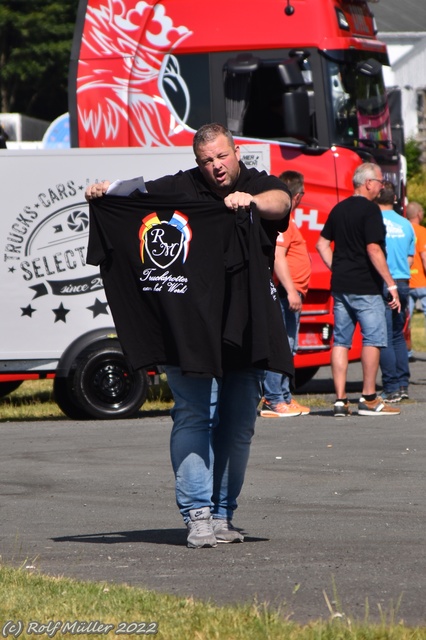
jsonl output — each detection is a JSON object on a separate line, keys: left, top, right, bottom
{"left": 72, "top": 344, "right": 149, "bottom": 419}
{"left": 294, "top": 366, "right": 319, "bottom": 390}
{"left": 0, "top": 380, "right": 23, "bottom": 398}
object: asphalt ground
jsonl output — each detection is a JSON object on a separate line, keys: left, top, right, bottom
{"left": 1, "top": 355, "right": 425, "bottom": 626}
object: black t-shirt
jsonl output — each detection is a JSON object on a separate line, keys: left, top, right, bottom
{"left": 321, "top": 195, "right": 386, "bottom": 294}
{"left": 87, "top": 193, "right": 293, "bottom": 379}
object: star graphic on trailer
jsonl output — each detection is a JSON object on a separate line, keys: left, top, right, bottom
{"left": 87, "top": 298, "right": 109, "bottom": 318}
{"left": 21, "top": 304, "right": 36, "bottom": 317}
{"left": 52, "top": 302, "right": 70, "bottom": 323}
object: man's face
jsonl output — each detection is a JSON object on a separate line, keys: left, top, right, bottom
{"left": 195, "top": 134, "right": 241, "bottom": 194}
{"left": 366, "top": 170, "right": 384, "bottom": 201}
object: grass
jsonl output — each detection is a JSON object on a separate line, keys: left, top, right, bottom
{"left": 0, "top": 564, "right": 424, "bottom": 640}
{"left": 410, "top": 309, "right": 426, "bottom": 351}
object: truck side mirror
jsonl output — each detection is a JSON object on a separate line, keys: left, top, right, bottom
{"left": 283, "top": 90, "right": 311, "bottom": 141}
{"left": 356, "top": 58, "right": 382, "bottom": 77}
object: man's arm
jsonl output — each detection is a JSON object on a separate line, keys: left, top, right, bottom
{"left": 274, "top": 245, "right": 302, "bottom": 312}
{"left": 224, "top": 189, "right": 291, "bottom": 220}
{"left": 316, "top": 235, "right": 333, "bottom": 270}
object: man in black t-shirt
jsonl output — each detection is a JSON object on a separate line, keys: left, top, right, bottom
{"left": 316, "top": 162, "right": 401, "bottom": 417}
{"left": 86, "top": 123, "right": 292, "bottom": 548}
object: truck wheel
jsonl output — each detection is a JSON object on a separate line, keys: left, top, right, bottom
{"left": 0, "top": 380, "right": 23, "bottom": 398}
{"left": 73, "top": 344, "right": 148, "bottom": 419}
{"left": 294, "top": 366, "right": 319, "bottom": 389}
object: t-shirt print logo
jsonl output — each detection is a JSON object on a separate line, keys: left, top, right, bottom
{"left": 139, "top": 210, "right": 192, "bottom": 269}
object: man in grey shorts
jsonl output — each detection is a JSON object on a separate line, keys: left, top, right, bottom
{"left": 316, "top": 163, "right": 401, "bottom": 417}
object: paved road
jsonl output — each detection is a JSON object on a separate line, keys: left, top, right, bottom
{"left": 1, "top": 357, "right": 425, "bottom": 626}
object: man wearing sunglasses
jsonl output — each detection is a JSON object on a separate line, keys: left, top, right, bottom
{"left": 316, "top": 162, "right": 401, "bottom": 417}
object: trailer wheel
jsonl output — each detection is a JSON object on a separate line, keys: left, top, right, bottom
{"left": 53, "top": 375, "right": 91, "bottom": 420}
{"left": 73, "top": 344, "right": 148, "bottom": 419}
{"left": 294, "top": 366, "right": 319, "bottom": 390}
{"left": 0, "top": 380, "right": 23, "bottom": 398}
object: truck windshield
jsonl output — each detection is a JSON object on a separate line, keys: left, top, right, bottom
{"left": 326, "top": 53, "right": 392, "bottom": 148}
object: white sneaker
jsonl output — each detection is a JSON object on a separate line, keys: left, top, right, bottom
{"left": 212, "top": 518, "right": 244, "bottom": 543}
{"left": 186, "top": 507, "right": 217, "bottom": 548}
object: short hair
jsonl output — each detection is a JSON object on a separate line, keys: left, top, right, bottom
{"left": 375, "top": 180, "right": 395, "bottom": 206}
{"left": 193, "top": 123, "right": 235, "bottom": 154}
{"left": 406, "top": 201, "right": 424, "bottom": 221}
{"left": 353, "top": 162, "right": 380, "bottom": 188}
{"left": 278, "top": 170, "right": 304, "bottom": 198}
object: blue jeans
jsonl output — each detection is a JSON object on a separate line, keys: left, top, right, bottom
{"left": 263, "top": 293, "right": 300, "bottom": 405}
{"left": 380, "top": 280, "right": 410, "bottom": 392}
{"left": 164, "top": 365, "right": 264, "bottom": 522}
{"left": 332, "top": 293, "right": 387, "bottom": 347}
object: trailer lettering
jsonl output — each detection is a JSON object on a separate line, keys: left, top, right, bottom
{"left": 33, "top": 258, "right": 44, "bottom": 278}
{"left": 39, "top": 190, "right": 58, "bottom": 207}
{"left": 2, "top": 207, "right": 40, "bottom": 261}
{"left": 43, "top": 256, "right": 55, "bottom": 276}
{"left": 53, "top": 253, "right": 66, "bottom": 273}
{"left": 4, "top": 245, "right": 21, "bottom": 259}
{"left": 20, "top": 262, "right": 33, "bottom": 279}
{"left": 60, "top": 283, "right": 89, "bottom": 294}
{"left": 67, "top": 180, "right": 78, "bottom": 197}
{"left": 11, "top": 223, "right": 27, "bottom": 235}
{"left": 6, "top": 232, "right": 24, "bottom": 244}
{"left": 48, "top": 275, "right": 104, "bottom": 296}
{"left": 22, "top": 206, "right": 38, "bottom": 219}
{"left": 37, "top": 181, "right": 78, "bottom": 208}
{"left": 20, "top": 247, "right": 88, "bottom": 281}
{"left": 12, "top": 211, "right": 37, "bottom": 232}
{"left": 64, "top": 250, "right": 77, "bottom": 269}
{"left": 74, "top": 247, "right": 86, "bottom": 264}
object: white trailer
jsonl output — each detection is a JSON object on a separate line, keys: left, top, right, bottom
{"left": 0, "top": 147, "right": 198, "bottom": 418}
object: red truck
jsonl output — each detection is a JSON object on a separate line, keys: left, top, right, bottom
{"left": 69, "top": 0, "right": 403, "bottom": 387}
{"left": 0, "top": 0, "right": 404, "bottom": 416}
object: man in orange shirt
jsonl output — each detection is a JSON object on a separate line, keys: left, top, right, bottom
{"left": 261, "top": 171, "right": 312, "bottom": 418}
{"left": 407, "top": 201, "right": 426, "bottom": 363}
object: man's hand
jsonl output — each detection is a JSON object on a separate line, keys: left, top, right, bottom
{"left": 287, "top": 290, "right": 302, "bottom": 312}
{"left": 85, "top": 181, "right": 111, "bottom": 201}
{"left": 224, "top": 189, "right": 290, "bottom": 220}
{"left": 224, "top": 191, "right": 253, "bottom": 211}
{"left": 387, "top": 290, "right": 401, "bottom": 313}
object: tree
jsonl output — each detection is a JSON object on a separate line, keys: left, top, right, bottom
{"left": 405, "top": 138, "right": 423, "bottom": 182}
{"left": 0, "top": 0, "right": 79, "bottom": 122}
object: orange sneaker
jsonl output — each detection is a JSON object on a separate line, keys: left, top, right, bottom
{"left": 260, "top": 400, "right": 301, "bottom": 418}
{"left": 287, "top": 398, "right": 310, "bottom": 415}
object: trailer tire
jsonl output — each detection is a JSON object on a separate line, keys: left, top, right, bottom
{"left": 294, "top": 366, "right": 319, "bottom": 390}
{"left": 53, "top": 376, "right": 91, "bottom": 420}
{"left": 72, "top": 344, "right": 148, "bottom": 419}
{"left": 0, "top": 380, "right": 23, "bottom": 398}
